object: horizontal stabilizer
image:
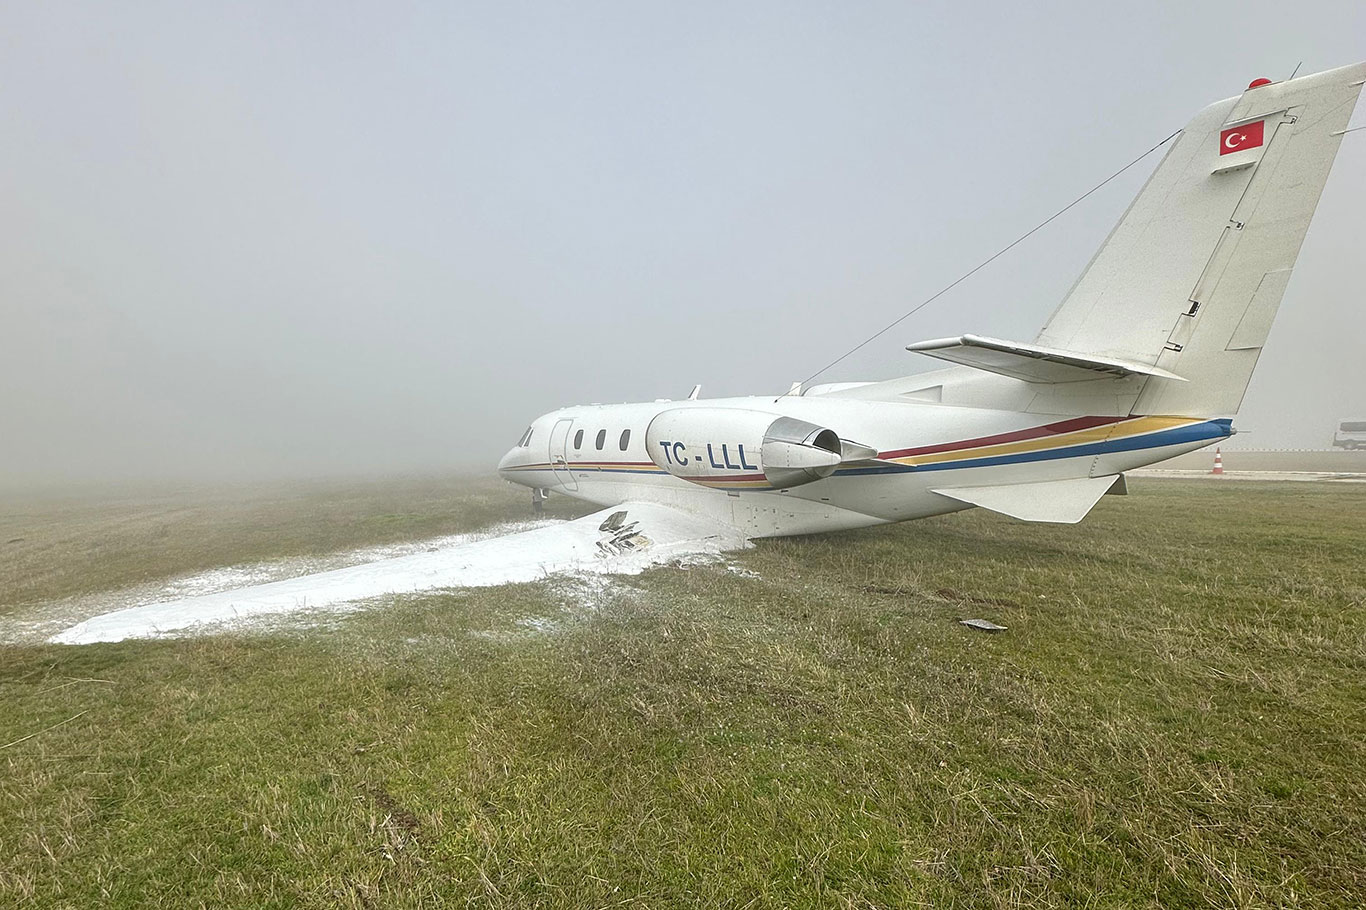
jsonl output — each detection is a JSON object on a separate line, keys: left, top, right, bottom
{"left": 932, "top": 475, "right": 1122, "bottom": 523}
{"left": 905, "top": 334, "right": 1186, "bottom": 384}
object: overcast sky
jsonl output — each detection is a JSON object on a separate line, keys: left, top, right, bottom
{"left": 2, "top": 1, "right": 1364, "bottom": 490}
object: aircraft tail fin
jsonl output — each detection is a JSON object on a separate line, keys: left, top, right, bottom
{"left": 1034, "top": 62, "right": 1365, "bottom": 417}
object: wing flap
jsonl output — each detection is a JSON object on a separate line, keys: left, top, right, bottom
{"left": 932, "top": 475, "right": 1122, "bottom": 523}
{"left": 51, "top": 503, "right": 748, "bottom": 644}
{"left": 905, "top": 334, "right": 1187, "bottom": 384}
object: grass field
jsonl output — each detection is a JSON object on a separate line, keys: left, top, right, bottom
{"left": 2, "top": 477, "right": 1364, "bottom": 908}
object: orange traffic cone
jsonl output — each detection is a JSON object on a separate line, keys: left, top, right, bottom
{"left": 1211, "top": 448, "right": 1224, "bottom": 475}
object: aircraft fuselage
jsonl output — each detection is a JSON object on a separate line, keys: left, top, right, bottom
{"left": 498, "top": 396, "right": 1228, "bottom": 537}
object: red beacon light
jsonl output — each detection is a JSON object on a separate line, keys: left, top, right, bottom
{"left": 1248, "top": 77, "right": 1274, "bottom": 89}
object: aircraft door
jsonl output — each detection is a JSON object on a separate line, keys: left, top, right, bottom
{"left": 548, "top": 418, "right": 578, "bottom": 491}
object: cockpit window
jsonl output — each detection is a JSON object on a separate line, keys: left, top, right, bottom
{"left": 517, "top": 426, "right": 533, "bottom": 447}
{"left": 595, "top": 429, "right": 606, "bottom": 450}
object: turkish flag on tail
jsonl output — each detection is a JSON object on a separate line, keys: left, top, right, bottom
{"left": 1219, "top": 120, "right": 1265, "bottom": 155}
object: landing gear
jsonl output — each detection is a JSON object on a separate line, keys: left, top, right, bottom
{"left": 531, "top": 487, "right": 546, "bottom": 517}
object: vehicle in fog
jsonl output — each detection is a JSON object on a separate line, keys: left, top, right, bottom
{"left": 1332, "top": 418, "right": 1366, "bottom": 449}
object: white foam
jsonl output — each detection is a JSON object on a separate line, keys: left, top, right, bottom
{"left": 49, "top": 503, "right": 747, "bottom": 645}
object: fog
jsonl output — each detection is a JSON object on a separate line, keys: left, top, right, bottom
{"left": 3, "top": 2, "right": 1364, "bottom": 492}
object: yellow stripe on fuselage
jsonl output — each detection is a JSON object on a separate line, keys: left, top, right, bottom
{"left": 887, "top": 416, "right": 1200, "bottom": 467}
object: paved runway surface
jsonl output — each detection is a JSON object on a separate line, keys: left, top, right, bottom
{"left": 1131, "top": 469, "right": 1366, "bottom": 483}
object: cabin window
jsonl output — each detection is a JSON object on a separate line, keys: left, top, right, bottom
{"left": 595, "top": 429, "right": 606, "bottom": 450}
{"left": 517, "top": 426, "right": 533, "bottom": 447}
{"left": 619, "top": 429, "right": 631, "bottom": 451}
{"left": 574, "top": 429, "right": 584, "bottom": 449}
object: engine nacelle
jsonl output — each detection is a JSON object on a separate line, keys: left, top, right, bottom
{"left": 645, "top": 408, "right": 845, "bottom": 491}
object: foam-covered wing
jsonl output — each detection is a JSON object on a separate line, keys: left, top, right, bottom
{"left": 52, "top": 503, "right": 748, "bottom": 644}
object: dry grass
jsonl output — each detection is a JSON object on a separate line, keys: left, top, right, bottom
{"left": 1, "top": 477, "right": 1363, "bottom": 907}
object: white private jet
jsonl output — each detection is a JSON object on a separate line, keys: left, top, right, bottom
{"left": 54, "top": 62, "right": 1364, "bottom": 644}
{"left": 498, "top": 62, "right": 1364, "bottom": 532}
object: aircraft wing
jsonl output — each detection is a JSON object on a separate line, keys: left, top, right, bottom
{"left": 905, "top": 334, "right": 1187, "bottom": 384}
{"left": 931, "top": 475, "right": 1123, "bottom": 523}
{"left": 51, "top": 503, "right": 749, "bottom": 645}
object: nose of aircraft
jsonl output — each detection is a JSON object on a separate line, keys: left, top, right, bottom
{"left": 499, "top": 419, "right": 549, "bottom": 488}
{"left": 497, "top": 446, "right": 518, "bottom": 479}
{"left": 497, "top": 444, "right": 534, "bottom": 487}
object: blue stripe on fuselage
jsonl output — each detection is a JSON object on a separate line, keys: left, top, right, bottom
{"left": 833, "top": 418, "right": 1232, "bottom": 476}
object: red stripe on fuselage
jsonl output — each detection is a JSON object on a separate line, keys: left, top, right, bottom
{"left": 876, "top": 415, "right": 1122, "bottom": 460}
